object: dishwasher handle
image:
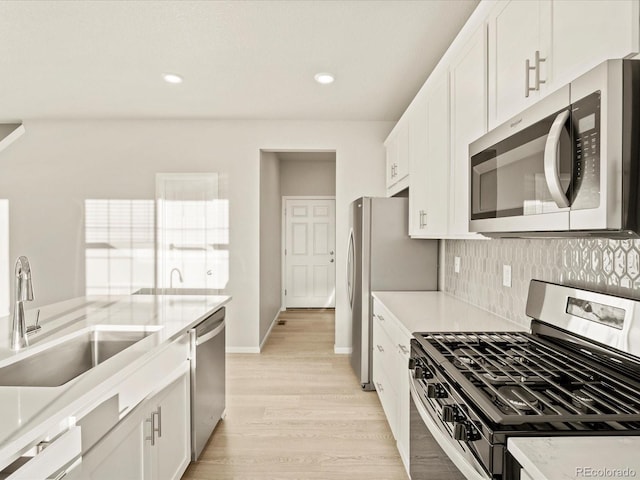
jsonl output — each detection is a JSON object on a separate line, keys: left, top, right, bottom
{"left": 195, "top": 320, "right": 225, "bottom": 346}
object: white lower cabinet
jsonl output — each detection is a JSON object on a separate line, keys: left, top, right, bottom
{"left": 372, "top": 298, "right": 411, "bottom": 475}
{"left": 81, "top": 371, "right": 190, "bottom": 480}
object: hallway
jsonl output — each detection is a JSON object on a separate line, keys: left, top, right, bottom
{"left": 182, "top": 309, "right": 407, "bottom": 479}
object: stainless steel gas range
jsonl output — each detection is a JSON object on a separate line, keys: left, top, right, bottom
{"left": 409, "top": 280, "right": 640, "bottom": 480}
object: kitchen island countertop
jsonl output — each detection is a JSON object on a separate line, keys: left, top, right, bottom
{"left": 0, "top": 293, "right": 230, "bottom": 470}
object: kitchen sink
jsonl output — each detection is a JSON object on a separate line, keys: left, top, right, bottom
{"left": 0, "top": 327, "right": 160, "bottom": 387}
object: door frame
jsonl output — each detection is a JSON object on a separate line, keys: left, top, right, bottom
{"left": 281, "top": 195, "right": 336, "bottom": 310}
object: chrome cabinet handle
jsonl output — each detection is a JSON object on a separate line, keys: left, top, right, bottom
{"left": 525, "top": 51, "right": 546, "bottom": 97}
{"left": 155, "top": 406, "right": 162, "bottom": 438}
{"left": 543, "top": 110, "right": 571, "bottom": 208}
{"left": 534, "top": 50, "right": 546, "bottom": 91}
{"left": 146, "top": 414, "right": 156, "bottom": 446}
{"left": 398, "top": 344, "right": 409, "bottom": 355}
{"left": 377, "top": 344, "right": 384, "bottom": 352}
{"left": 419, "top": 210, "right": 427, "bottom": 229}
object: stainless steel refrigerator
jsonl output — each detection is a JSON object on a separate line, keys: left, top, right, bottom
{"left": 347, "top": 197, "right": 438, "bottom": 390}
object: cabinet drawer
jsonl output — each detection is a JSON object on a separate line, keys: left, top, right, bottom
{"left": 373, "top": 299, "right": 400, "bottom": 345}
{"left": 372, "top": 314, "right": 397, "bottom": 382}
{"left": 372, "top": 351, "right": 398, "bottom": 439}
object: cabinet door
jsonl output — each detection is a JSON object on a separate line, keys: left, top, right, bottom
{"left": 385, "top": 132, "right": 398, "bottom": 190}
{"left": 81, "top": 403, "right": 150, "bottom": 480}
{"left": 423, "top": 73, "right": 450, "bottom": 236}
{"left": 394, "top": 329, "right": 411, "bottom": 474}
{"left": 488, "top": 0, "right": 544, "bottom": 127}
{"left": 408, "top": 90, "right": 429, "bottom": 236}
{"left": 154, "top": 373, "right": 191, "bottom": 480}
{"left": 550, "top": 0, "right": 639, "bottom": 88}
{"left": 449, "top": 25, "right": 487, "bottom": 238}
{"left": 409, "top": 74, "right": 450, "bottom": 238}
{"left": 395, "top": 116, "right": 410, "bottom": 182}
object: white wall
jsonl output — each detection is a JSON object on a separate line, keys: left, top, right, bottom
{"left": 0, "top": 119, "right": 390, "bottom": 351}
{"left": 280, "top": 158, "right": 336, "bottom": 196}
{"left": 259, "top": 151, "right": 282, "bottom": 346}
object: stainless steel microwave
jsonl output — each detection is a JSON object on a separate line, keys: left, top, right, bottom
{"left": 469, "top": 59, "right": 640, "bottom": 238}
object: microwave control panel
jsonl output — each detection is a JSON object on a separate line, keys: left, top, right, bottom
{"left": 571, "top": 91, "right": 601, "bottom": 210}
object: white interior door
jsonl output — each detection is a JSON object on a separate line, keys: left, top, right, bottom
{"left": 285, "top": 198, "right": 335, "bottom": 308}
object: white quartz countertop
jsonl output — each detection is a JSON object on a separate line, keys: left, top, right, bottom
{"left": 0, "top": 293, "right": 230, "bottom": 468}
{"left": 371, "top": 291, "right": 525, "bottom": 335}
{"left": 508, "top": 436, "right": 640, "bottom": 480}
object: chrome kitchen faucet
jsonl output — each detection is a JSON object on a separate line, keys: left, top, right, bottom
{"left": 10, "top": 256, "right": 34, "bottom": 350}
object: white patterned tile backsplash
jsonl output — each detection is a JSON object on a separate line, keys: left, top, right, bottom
{"left": 443, "top": 238, "right": 640, "bottom": 328}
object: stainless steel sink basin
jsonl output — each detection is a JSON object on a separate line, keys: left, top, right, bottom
{"left": 0, "top": 327, "right": 158, "bottom": 387}
{"left": 133, "top": 287, "right": 217, "bottom": 295}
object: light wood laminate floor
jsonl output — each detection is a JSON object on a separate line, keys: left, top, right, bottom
{"left": 182, "top": 309, "right": 407, "bottom": 479}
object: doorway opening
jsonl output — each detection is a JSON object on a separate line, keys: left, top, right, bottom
{"left": 259, "top": 150, "right": 336, "bottom": 349}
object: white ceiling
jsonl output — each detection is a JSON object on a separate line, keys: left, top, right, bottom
{"left": 0, "top": 0, "right": 478, "bottom": 122}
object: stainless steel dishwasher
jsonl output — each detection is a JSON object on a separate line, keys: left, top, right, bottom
{"left": 189, "top": 306, "right": 225, "bottom": 460}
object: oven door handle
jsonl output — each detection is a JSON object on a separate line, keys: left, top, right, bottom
{"left": 543, "top": 109, "right": 571, "bottom": 208}
{"left": 409, "top": 375, "right": 490, "bottom": 480}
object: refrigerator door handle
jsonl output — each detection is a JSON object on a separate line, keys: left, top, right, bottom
{"left": 347, "top": 229, "right": 355, "bottom": 309}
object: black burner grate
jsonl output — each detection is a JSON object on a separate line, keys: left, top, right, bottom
{"left": 417, "top": 331, "right": 640, "bottom": 425}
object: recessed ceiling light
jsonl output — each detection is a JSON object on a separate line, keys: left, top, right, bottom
{"left": 163, "top": 73, "right": 183, "bottom": 84}
{"left": 314, "top": 72, "right": 335, "bottom": 85}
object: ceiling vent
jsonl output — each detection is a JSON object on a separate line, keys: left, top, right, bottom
{"left": 0, "top": 123, "right": 25, "bottom": 154}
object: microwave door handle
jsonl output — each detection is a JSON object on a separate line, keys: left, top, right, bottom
{"left": 543, "top": 109, "right": 571, "bottom": 208}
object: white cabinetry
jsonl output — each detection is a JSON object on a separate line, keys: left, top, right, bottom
{"left": 372, "top": 298, "right": 411, "bottom": 475}
{"left": 449, "top": 25, "right": 487, "bottom": 239}
{"left": 409, "top": 72, "right": 450, "bottom": 238}
{"left": 385, "top": 115, "right": 409, "bottom": 196}
{"left": 81, "top": 372, "right": 190, "bottom": 480}
{"left": 488, "top": 0, "right": 639, "bottom": 128}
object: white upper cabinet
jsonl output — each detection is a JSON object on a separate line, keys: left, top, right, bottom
{"left": 385, "top": 116, "right": 409, "bottom": 196}
{"left": 488, "top": 0, "right": 639, "bottom": 128}
{"left": 449, "top": 24, "right": 488, "bottom": 239}
{"left": 549, "top": 0, "right": 639, "bottom": 88}
{"left": 488, "top": 0, "right": 548, "bottom": 127}
{"left": 409, "top": 72, "right": 451, "bottom": 238}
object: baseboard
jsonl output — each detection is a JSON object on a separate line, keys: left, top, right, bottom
{"left": 226, "top": 346, "right": 260, "bottom": 354}
{"left": 259, "top": 310, "right": 281, "bottom": 352}
{"left": 334, "top": 346, "right": 352, "bottom": 354}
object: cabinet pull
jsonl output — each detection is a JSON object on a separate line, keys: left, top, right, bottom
{"left": 534, "top": 50, "right": 546, "bottom": 91}
{"left": 155, "top": 406, "right": 162, "bottom": 438}
{"left": 419, "top": 210, "right": 427, "bottom": 229}
{"left": 377, "top": 314, "right": 384, "bottom": 322}
{"left": 525, "top": 58, "right": 536, "bottom": 97}
{"left": 146, "top": 414, "right": 156, "bottom": 446}
{"left": 398, "top": 344, "right": 409, "bottom": 355}
{"left": 377, "top": 344, "right": 384, "bottom": 352}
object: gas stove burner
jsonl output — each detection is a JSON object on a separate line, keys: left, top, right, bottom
{"left": 572, "top": 388, "right": 596, "bottom": 412}
{"left": 452, "top": 348, "right": 484, "bottom": 370}
{"left": 497, "top": 386, "right": 540, "bottom": 412}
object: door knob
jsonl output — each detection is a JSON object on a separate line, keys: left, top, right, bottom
{"left": 330, "top": 250, "right": 334, "bottom": 255}
{"left": 330, "top": 259, "right": 334, "bottom": 263}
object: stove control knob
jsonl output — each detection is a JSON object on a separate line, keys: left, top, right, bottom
{"left": 453, "top": 421, "right": 481, "bottom": 442}
{"left": 441, "top": 405, "right": 460, "bottom": 423}
{"left": 426, "top": 383, "right": 447, "bottom": 398}
{"left": 415, "top": 366, "right": 433, "bottom": 380}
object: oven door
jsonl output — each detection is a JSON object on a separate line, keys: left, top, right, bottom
{"left": 409, "top": 374, "right": 489, "bottom": 480}
{"left": 469, "top": 85, "right": 573, "bottom": 235}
